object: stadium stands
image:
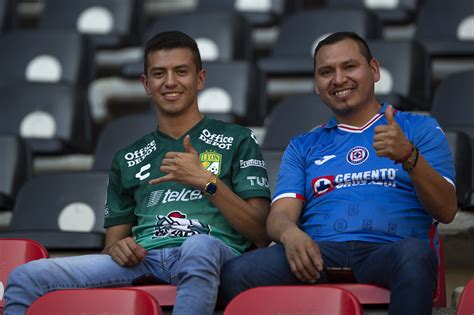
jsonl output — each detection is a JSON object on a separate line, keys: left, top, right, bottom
{"left": 457, "top": 277, "right": 474, "bottom": 315}
{"left": 0, "top": 0, "right": 17, "bottom": 34}
{"left": 0, "top": 172, "right": 108, "bottom": 250}
{"left": 0, "top": 238, "right": 49, "bottom": 313}
{"left": 0, "top": 135, "right": 31, "bottom": 210}
{"left": 26, "top": 288, "right": 162, "bottom": 315}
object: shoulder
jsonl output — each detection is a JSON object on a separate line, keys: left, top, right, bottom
{"left": 290, "top": 125, "right": 327, "bottom": 148}
{"left": 203, "top": 118, "right": 256, "bottom": 140}
{"left": 113, "top": 132, "right": 157, "bottom": 164}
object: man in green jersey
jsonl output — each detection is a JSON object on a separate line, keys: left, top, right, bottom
{"left": 4, "top": 31, "right": 271, "bottom": 315}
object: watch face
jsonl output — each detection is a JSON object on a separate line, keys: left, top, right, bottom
{"left": 206, "top": 183, "right": 217, "bottom": 195}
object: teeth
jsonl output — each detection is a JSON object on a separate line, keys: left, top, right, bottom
{"left": 165, "top": 92, "right": 179, "bottom": 97}
{"left": 334, "top": 89, "right": 352, "bottom": 97}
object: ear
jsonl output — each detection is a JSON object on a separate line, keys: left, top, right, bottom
{"left": 197, "top": 69, "right": 206, "bottom": 91}
{"left": 140, "top": 74, "right": 151, "bottom": 95}
{"left": 315, "top": 79, "right": 321, "bottom": 95}
{"left": 370, "top": 58, "right": 381, "bottom": 83}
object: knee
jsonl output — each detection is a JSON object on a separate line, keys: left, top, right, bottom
{"left": 391, "top": 239, "right": 437, "bottom": 277}
{"left": 8, "top": 259, "right": 45, "bottom": 286}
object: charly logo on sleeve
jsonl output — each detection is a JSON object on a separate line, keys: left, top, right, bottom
{"left": 124, "top": 140, "right": 157, "bottom": 167}
{"left": 198, "top": 129, "right": 234, "bottom": 150}
{"left": 200, "top": 151, "right": 222, "bottom": 175}
{"left": 152, "top": 211, "right": 211, "bottom": 238}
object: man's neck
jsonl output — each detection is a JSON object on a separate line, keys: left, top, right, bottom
{"left": 335, "top": 101, "right": 381, "bottom": 127}
{"left": 157, "top": 110, "right": 203, "bottom": 139}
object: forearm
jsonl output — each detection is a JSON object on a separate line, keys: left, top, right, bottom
{"left": 409, "top": 154, "right": 457, "bottom": 223}
{"left": 208, "top": 179, "right": 270, "bottom": 247}
{"left": 266, "top": 199, "right": 303, "bottom": 243}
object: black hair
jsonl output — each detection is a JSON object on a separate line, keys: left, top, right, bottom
{"left": 143, "top": 31, "right": 202, "bottom": 74}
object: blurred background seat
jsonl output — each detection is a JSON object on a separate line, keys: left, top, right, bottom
{"left": 38, "top": 0, "right": 145, "bottom": 50}
{"left": 262, "top": 93, "right": 333, "bottom": 151}
{"left": 0, "top": 83, "right": 93, "bottom": 154}
{"left": 0, "top": 172, "right": 109, "bottom": 250}
{"left": 0, "top": 135, "right": 31, "bottom": 211}
{"left": 431, "top": 70, "right": 474, "bottom": 209}
{"left": 0, "top": 0, "right": 18, "bottom": 34}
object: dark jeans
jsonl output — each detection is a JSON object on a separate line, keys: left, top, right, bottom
{"left": 220, "top": 238, "right": 437, "bottom": 315}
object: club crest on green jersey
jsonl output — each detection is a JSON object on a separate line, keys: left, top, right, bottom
{"left": 200, "top": 151, "right": 222, "bottom": 175}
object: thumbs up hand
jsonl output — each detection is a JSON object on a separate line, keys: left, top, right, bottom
{"left": 373, "top": 105, "right": 412, "bottom": 162}
{"left": 149, "top": 135, "right": 210, "bottom": 189}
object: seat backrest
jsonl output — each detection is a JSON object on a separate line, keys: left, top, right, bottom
{"left": 0, "top": 0, "right": 17, "bottom": 34}
{"left": 0, "top": 238, "right": 49, "bottom": 308}
{"left": 445, "top": 130, "right": 472, "bottom": 209}
{"left": 261, "top": 150, "right": 284, "bottom": 195}
{"left": 0, "top": 83, "right": 92, "bottom": 154}
{"left": 39, "top": 0, "right": 144, "bottom": 48}
{"left": 93, "top": 114, "right": 156, "bottom": 171}
{"left": 198, "top": 61, "right": 266, "bottom": 125}
{"left": 26, "top": 288, "right": 162, "bottom": 315}
{"left": 146, "top": 11, "right": 253, "bottom": 62}
{"left": 415, "top": 0, "right": 474, "bottom": 57}
{"left": 431, "top": 70, "right": 474, "bottom": 200}
{"left": 271, "top": 9, "right": 382, "bottom": 59}
{"left": 0, "top": 135, "right": 31, "bottom": 210}
{"left": 369, "top": 39, "right": 431, "bottom": 110}
{"left": 0, "top": 30, "right": 94, "bottom": 87}
{"left": 9, "top": 172, "right": 108, "bottom": 233}
{"left": 457, "top": 277, "right": 474, "bottom": 315}
{"left": 224, "top": 285, "right": 363, "bottom": 315}
{"left": 262, "top": 93, "right": 333, "bottom": 150}
{"left": 326, "top": 0, "right": 419, "bottom": 25}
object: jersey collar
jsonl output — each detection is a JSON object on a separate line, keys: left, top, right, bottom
{"left": 323, "top": 102, "right": 389, "bottom": 133}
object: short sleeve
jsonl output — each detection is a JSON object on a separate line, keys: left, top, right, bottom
{"left": 103, "top": 154, "right": 137, "bottom": 228}
{"left": 231, "top": 130, "right": 271, "bottom": 200}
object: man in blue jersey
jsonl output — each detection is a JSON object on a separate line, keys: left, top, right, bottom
{"left": 220, "top": 32, "right": 457, "bottom": 315}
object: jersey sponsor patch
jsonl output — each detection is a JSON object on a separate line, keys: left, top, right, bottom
{"left": 312, "top": 176, "right": 335, "bottom": 198}
{"left": 240, "top": 159, "right": 266, "bottom": 169}
{"left": 124, "top": 140, "right": 157, "bottom": 167}
{"left": 198, "top": 129, "right": 234, "bottom": 150}
{"left": 346, "top": 146, "right": 369, "bottom": 165}
{"left": 200, "top": 151, "right": 222, "bottom": 175}
{"left": 152, "top": 211, "right": 211, "bottom": 239}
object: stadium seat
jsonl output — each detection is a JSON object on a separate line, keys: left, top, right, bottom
{"left": 0, "top": 172, "right": 109, "bottom": 250}
{"left": 0, "top": 83, "right": 93, "bottom": 154}
{"left": 0, "top": 29, "right": 94, "bottom": 88}
{"left": 326, "top": 0, "right": 420, "bottom": 25}
{"left": 26, "top": 288, "right": 162, "bottom": 315}
{"left": 415, "top": 0, "right": 474, "bottom": 58}
{"left": 457, "top": 277, "right": 474, "bottom": 315}
{"left": 197, "top": 61, "right": 266, "bottom": 125}
{"left": 93, "top": 114, "right": 156, "bottom": 171}
{"left": 0, "top": 135, "right": 31, "bottom": 210}
{"left": 261, "top": 9, "right": 382, "bottom": 75}
{"left": 262, "top": 93, "right": 333, "bottom": 150}
{"left": 431, "top": 70, "right": 474, "bottom": 208}
{"left": 369, "top": 39, "right": 431, "bottom": 110}
{"left": 0, "top": 238, "right": 49, "bottom": 312}
{"left": 223, "top": 285, "right": 363, "bottom": 315}
{"left": 446, "top": 130, "right": 472, "bottom": 209}
{"left": 130, "top": 285, "right": 178, "bottom": 307}
{"left": 331, "top": 236, "right": 447, "bottom": 307}
{"left": 194, "top": 0, "right": 301, "bottom": 27}
{"left": 261, "top": 150, "right": 284, "bottom": 194}
{"left": 0, "top": 0, "right": 17, "bottom": 34}
{"left": 38, "top": 0, "right": 145, "bottom": 49}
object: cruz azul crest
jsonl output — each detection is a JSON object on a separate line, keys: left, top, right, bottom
{"left": 200, "top": 151, "right": 222, "bottom": 175}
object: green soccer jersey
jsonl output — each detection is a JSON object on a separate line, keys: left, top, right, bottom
{"left": 104, "top": 116, "right": 271, "bottom": 255}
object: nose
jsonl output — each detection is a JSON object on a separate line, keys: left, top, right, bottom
{"left": 333, "top": 69, "right": 346, "bottom": 85}
{"left": 164, "top": 72, "right": 177, "bottom": 87}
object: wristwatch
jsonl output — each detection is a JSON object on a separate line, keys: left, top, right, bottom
{"left": 203, "top": 174, "right": 218, "bottom": 196}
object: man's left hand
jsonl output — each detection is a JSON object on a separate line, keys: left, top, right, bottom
{"left": 373, "top": 105, "right": 412, "bottom": 162}
{"left": 149, "top": 135, "right": 210, "bottom": 189}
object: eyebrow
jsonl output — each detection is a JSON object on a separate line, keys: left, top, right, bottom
{"left": 149, "top": 64, "right": 192, "bottom": 72}
{"left": 316, "top": 59, "right": 359, "bottom": 72}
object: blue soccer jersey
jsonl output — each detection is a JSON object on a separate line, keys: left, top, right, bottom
{"left": 273, "top": 103, "right": 455, "bottom": 244}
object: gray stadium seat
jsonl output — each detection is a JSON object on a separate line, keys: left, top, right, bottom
{"left": 0, "top": 135, "right": 31, "bottom": 210}
{"left": 0, "top": 0, "right": 17, "bottom": 34}
{"left": 38, "top": 0, "right": 145, "bottom": 49}
{"left": 0, "top": 172, "right": 109, "bottom": 250}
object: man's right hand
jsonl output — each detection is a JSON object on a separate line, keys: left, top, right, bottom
{"left": 105, "top": 237, "right": 147, "bottom": 267}
{"left": 281, "top": 227, "right": 324, "bottom": 283}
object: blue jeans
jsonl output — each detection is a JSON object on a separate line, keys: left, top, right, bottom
{"left": 220, "top": 238, "right": 437, "bottom": 315}
{"left": 5, "top": 234, "right": 236, "bottom": 315}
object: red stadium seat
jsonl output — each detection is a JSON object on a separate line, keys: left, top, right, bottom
{"left": 457, "top": 277, "right": 474, "bottom": 315}
{"left": 132, "top": 285, "right": 177, "bottom": 307}
{"left": 223, "top": 285, "right": 363, "bottom": 315}
{"left": 331, "top": 237, "right": 447, "bottom": 308}
{"left": 26, "top": 288, "right": 162, "bottom": 315}
{"left": 0, "top": 238, "right": 49, "bottom": 312}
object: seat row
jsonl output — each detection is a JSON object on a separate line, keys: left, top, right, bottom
{"left": 2, "top": 238, "right": 474, "bottom": 314}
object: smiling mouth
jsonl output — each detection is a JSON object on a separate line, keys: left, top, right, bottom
{"left": 333, "top": 88, "right": 354, "bottom": 97}
{"left": 163, "top": 92, "right": 180, "bottom": 97}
